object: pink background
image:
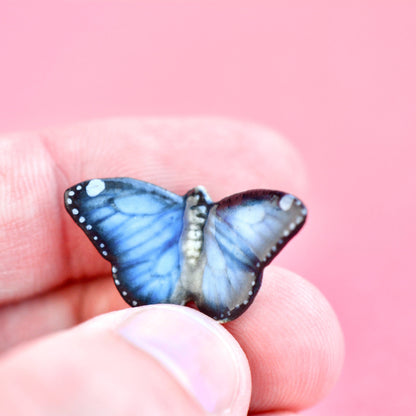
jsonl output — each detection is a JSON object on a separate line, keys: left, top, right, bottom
{"left": 1, "top": 1, "right": 415, "bottom": 414}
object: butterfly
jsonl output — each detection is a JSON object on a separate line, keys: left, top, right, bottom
{"left": 64, "top": 178, "right": 307, "bottom": 322}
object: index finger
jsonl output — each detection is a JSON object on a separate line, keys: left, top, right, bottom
{"left": 0, "top": 117, "right": 306, "bottom": 304}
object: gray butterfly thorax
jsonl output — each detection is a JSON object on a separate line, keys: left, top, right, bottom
{"left": 170, "top": 187, "right": 213, "bottom": 303}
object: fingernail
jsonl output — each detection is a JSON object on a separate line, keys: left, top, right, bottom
{"left": 117, "top": 305, "right": 243, "bottom": 414}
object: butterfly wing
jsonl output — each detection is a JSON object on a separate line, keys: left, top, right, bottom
{"left": 196, "top": 190, "right": 307, "bottom": 322}
{"left": 64, "top": 178, "right": 186, "bottom": 306}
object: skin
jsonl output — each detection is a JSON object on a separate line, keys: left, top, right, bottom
{"left": 0, "top": 118, "right": 344, "bottom": 415}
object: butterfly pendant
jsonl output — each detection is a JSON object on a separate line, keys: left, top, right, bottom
{"left": 64, "top": 178, "right": 307, "bottom": 322}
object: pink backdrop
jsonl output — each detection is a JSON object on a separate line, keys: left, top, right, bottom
{"left": 1, "top": 1, "right": 415, "bottom": 414}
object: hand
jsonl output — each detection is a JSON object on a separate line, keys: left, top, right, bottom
{"left": 0, "top": 118, "right": 344, "bottom": 415}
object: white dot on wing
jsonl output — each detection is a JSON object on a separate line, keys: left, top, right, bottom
{"left": 100, "top": 243, "right": 104, "bottom": 248}
{"left": 102, "top": 251, "right": 108, "bottom": 256}
{"left": 279, "top": 194, "right": 294, "bottom": 211}
{"left": 122, "top": 291, "right": 127, "bottom": 296}
{"left": 112, "top": 266, "right": 118, "bottom": 273}
{"left": 66, "top": 198, "right": 72, "bottom": 205}
{"left": 86, "top": 179, "right": 105, "bottom": 197}
{"left": 72, "top": 208, "right": 79, "bottom": 215}
{"left": 86, "top": 224, "right": 92, "bottom": 230}
{"left": 114, "top": 279, "right": 120, "bottom": 285}
{"left": 93, "top": 236, "right": 98, "bottom": 241}
{"left": 76, "top": 185, "right": 82, "bottom": 191}
{"left": 79, "top": 216, "right": 85, "bottom": 223}
{"left": 68, "top": 191, "right": 75, "bottom": 196}
{"left": 132, "top": 300, "right": 138, "bottom": 306}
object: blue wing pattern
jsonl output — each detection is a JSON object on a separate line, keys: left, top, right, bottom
{"left": 64, "top": 178, "right": 185, "bottom": 306}
{"left": 197, "top": 190, "right": 307, "bottom": 321}
{"left": 65, "top": 179, "right": 307, "bottom": 323}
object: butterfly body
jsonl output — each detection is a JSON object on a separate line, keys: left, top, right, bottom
{"left": 65, "top": 178, "right": 307, "bottom": 322}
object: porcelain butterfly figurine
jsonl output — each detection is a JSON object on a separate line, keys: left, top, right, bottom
{"left": 65, "top": 178, "right": 307, "bottom": 322}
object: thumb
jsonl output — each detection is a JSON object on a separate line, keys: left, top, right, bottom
{"left": 0, "top": 305, "right": 251, "bottom": 416}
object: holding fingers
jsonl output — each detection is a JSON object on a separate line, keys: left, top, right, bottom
{"left": 0, "top": 118, "right": 343, "bottom": 414}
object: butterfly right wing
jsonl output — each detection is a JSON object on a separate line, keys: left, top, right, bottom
{"left": 64, "top": 178, "right": 186, "bottom": 307}
{"left": 196, "top": 190, "right": 307, "bottom": 322}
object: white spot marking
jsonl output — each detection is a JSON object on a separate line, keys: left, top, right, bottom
{"left": 279, "top": 194, "right": 294, "bottom": 211}
{"left": 79, "top": 216, "right": 85, "bottom": 223}
{"left": 296, "top": 216, "right": 303, "bottom": 224}
{"left": 72, "top": 208, "right": 79, "bottom": 215}
{"left": 76, "top": 185, "right": 82, "bottom": 191}
{"left": 301, "top": 208, "right": 307, "bottom": 216}
{"left": 248, "top": 291, "right": 253, "bottom": 296}
{"left": 256, "top": 262, "right": 260, "bottom": 267}
{"left": 93, "top": 236, "right": 98, "bottom": 241}
{"left": 114, "top": 279, "right": 120, "bottom": 285}
{"left": 122, "top": 291, "right": 127, "bottom": 296}
{"left": 251, "top": 280, "right": 256, "bottom": 286}
{"left": 100, "top": 243, "right": 104, "bottom": 248}
{"left": 102, "top": 251, "right": 108, "bottom": 256}
{"left": 283, "top": 229, "right": 290, "bottom": 237}
{"left": 66, "top": 198, "right": 72, "bottom": 205}
{"left": 68, "top": 190, "right": 75, "bottom": 196}
{"left": 132, "top": 300, "right": 138, "bottom": 306}
{"left": 243, "top": 300, "right": 249, "bottom": 305}
{"left": 86, "top": 179, "right": 105, "bottom": 197}
{"left": 86, "top": 224, "right": 92, "bottom": 230}
{"left": 112, "top": 266, "right": 118, "bottom": 273}
{"left": 289, "top": 222, "right": 296, "bottom": 230}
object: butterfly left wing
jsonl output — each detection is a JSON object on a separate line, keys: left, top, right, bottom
{"left": 195, "top": 190, "right": 307, "bottom": 322}
{"left": 64, "top": 178, "right": 186, "bottom": 306}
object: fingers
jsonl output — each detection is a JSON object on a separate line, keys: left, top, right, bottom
{"left": 0, "top": 305, "right": 251, "bottom": 416}
{"left": 226, "top": 267, "right": 345, "bottom": 413}
{"left": 0, "top": 265, "right": 344, "bottom": 412}
{"left": 0, "top": 117, "right": 307, "bottom": 304}
{"left": 0, "top": 276, "right": 127, "bottom": 352}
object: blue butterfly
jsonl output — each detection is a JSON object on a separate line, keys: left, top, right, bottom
{"left": 64, "top": 178, "right": 307, "bottom": 322}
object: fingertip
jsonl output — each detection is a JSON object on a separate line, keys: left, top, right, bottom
{"left": 116, "top": 305, "right": 251, "bottom": 415}
{"left": 0, "top": 305, "right": 252, "bottom": 416}
{"left": 42, "top": 117, "right": 307, "bottom": 196}
{"left": 0, "top": 117, "right": 307, "bottom": 306}
{"left": 227, "top": 267, "right": 344, "bottom": 412}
